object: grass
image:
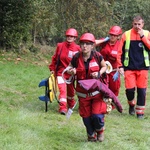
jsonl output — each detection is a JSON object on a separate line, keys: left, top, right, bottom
{"left": 0, "top": 51, "right": 150, "bottom": 150}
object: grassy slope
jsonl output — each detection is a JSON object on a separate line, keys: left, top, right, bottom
{"left": 0, "top": 52, "right": 150, "bottom": 150}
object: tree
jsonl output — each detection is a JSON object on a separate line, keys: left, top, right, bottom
{"left": 0, "top": 0, "right": 150, "bottom": 51}
{"left": 0, "top": 0, "right": 34, "bottom": 51}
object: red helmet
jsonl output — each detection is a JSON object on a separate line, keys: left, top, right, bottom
{"left": 65, "top": 28, "right": 78, "bottom": 37}
{"left": 109, "top": 26, "right": 122, "bottom": 35}
{"left": 79, "top": 33, "right": 95, "bottom": 43}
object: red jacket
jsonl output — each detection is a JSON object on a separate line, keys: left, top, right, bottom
{"left": 49, "top": 41, "right": 81, "bottom": 76}
{"left": 100, "top": 40, "right": 120, "bottom": 69}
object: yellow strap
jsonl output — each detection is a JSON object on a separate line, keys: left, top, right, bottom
{"left": 143, "top": 30, "right": 149, "bottom": 37}
{"left": 143, "top": 30, "right": 149, "bottom": 66}
{"left": 124, "top": 30, "right": 131, "bottom": 66}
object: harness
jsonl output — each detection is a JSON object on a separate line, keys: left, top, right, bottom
{"left": 76, "top": 91, "right": 100, "bottom": 98}
{"left": 124, "top": 30, "right": 149, "bottom": 67}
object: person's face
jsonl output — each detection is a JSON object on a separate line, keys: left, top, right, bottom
{"left": 109, "top": 34, "right": 118, "bottom": 43}
{"left": 66, "top": 35, "right": 76, "bottom": 43}
{"left": 80, "top": 41, "right": 94, "bottom": 54}
{"left": 132, "top": 19, "right": 144, "bottom": 32}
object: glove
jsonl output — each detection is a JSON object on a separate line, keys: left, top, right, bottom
{"left": 113, "top": 71, "right": 119, "bottom": 81}
{"left": 104, "top": 37, "right": 110, "bottom": 42}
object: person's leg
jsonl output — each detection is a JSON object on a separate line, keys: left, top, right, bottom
{"left": 82, "top": 117, "right": 97, "bottom": 142}
{"left": 124, "top": 71, "right": 136, "bottom": 115}
{"left": 79, "top": 97, "right": 96, "bottom": 141}
{"left": 92, "top": 95, "right": 107, "bottom": 142}
{"left": 57, "top": 76, "right": 67, "bottom": 115}
{"left": 126, "top": 88, "right": 136, "bottom": 115}
{"left": 136, "top": 88, "right": 146, "bottom": 118}
{"left": 92, "top": 114, "right": 105, "bottom": 142}
{"left": 67, "top": 83, "right": 76, "bottom": 109}
{"left": 136, "top": 70, "right": 148, "bottom": 119}
{"left": 109, "top": 73, "right": 121, "bottom": 96}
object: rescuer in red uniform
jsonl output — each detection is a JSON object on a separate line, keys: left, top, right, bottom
{"left": 96, "top": 26, "right": 122, "bottom": 96}
{"left": 67, "top": 33, "right": 107, "bottom": 142}
{"left": 49, "top": 28, "right": 81, "bottom": 115}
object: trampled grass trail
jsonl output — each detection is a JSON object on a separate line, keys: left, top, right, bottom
{"left": 0, "top": 53, "right": 150, "bottom": 150}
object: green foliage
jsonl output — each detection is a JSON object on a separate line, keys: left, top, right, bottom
{"left": 0, "top": 0, "right": 150, "bottom": 51}
{"left": 112, "top": 0, "right": 150, "bottom": 31}
{"left": 0, "top": 0, "right": 34, "bottom": 50}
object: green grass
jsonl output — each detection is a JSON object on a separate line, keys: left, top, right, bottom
{"left": 0, "top": 52, "right": 150, "bottom": 150}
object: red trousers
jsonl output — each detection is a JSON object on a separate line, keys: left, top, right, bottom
{"left": 108, "top": 72, "right": 121, "bottom": 96}
{"left": 78, "top": 94, "right": 107, "bottom": 118}
{"left": 57, "top": 76, "right": 75, "bottom": 112}
{"left": 124, "top": 70, "right": 148, "bottom": 115}
{"left": 124, "top": 70, "right": 148, "bottom": 88}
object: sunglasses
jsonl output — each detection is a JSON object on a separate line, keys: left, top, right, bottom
{"left": 80, "top": 42, "right": 93, "bottom": 46}
{"left": 109, "top": 34, "right": 117, "bottom": 37}
{"left": 66, "top": 35, "right": 75, "bottom": 38}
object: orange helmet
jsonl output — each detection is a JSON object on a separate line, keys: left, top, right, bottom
{"left": 109, "top": 26, "right": 122, "bottom": 35}
{"left": 65, "top": 28, "right": 78, "bottom": 37}
{"left": 79, "top": 33, "right": 95, "bottom": 43}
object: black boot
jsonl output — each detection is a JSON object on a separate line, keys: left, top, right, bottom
{"left": 137, "top": 114, "right": 144, "bottom": 119}
{"left": 129, "top": 105, "right": 135, "bottom": 115}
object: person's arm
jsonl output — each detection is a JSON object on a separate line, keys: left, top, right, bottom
{"left": 117, "top": 33, "right": 125, "bottom": 68}
{"left": 140, "top": 30, "right": 150, "bottom": 49}
{"left": 66, "top": 63, "right": 76, "bottom": 75}
{"left": 117, "top": 33, "right": 125, "bottom": 75}
{"left": 95, "top": 37, "right": 110, "bottom": 46}
{"left": 49, "top": 43, "right": 61, "bottom": 73}
{"left": 100, "top": 59, "right": 107, "bottom": 75}
{"left": 66, "top": 54, "right": 78, "bottom": 75}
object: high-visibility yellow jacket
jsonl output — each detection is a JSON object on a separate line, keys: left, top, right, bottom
{"left": 117, "top": 28, "right": 150, "bottom": 70}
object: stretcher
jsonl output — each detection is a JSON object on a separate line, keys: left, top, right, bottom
{"left": 38, "top": 74, "right": 58, "bottom": 112}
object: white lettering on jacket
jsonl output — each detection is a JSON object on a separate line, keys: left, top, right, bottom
{"left": 111, "top": 50, "right": 117, "bottom": 55}
{"left": 68, "top": 51, "right": 78, "bottom": 58}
